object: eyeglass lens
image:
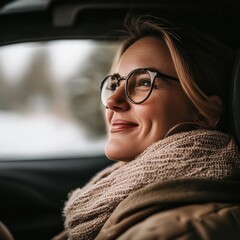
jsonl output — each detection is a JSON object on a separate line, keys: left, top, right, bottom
{"left": 127, "top": 69, "right": 153, "bottom": 103}
{"left": 101, "top": 69, "right": 154, "bottom": 107}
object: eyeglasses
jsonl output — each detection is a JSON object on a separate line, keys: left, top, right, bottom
{"left": 100, "top": 68, "right": 179, "bottom": 108}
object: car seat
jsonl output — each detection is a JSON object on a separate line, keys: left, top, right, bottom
{"left": 230, "top": 52, "right": 240, "bottom": 149}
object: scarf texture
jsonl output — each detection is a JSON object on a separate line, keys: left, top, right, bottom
{"left": 64, "top": 129, "right": 240, "bottom": 240}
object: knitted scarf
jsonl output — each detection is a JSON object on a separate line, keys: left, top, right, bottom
{"left": 64, "top": 129, "right": 240, "bottom": 240}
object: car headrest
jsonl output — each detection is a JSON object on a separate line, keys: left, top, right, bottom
{"left": 229, "top": 52, "right": 240, "bottom": 149}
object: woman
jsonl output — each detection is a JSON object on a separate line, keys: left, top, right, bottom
{"left": 55, "top": 15, "right": 240, "bottom": 240}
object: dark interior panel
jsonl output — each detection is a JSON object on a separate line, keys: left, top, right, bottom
{"left": 0, "top": 156, "right": 111, "bottom": 240}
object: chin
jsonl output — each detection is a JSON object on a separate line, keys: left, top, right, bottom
{"left": 105, "top": 139, "right": 141, "bottom": 161}
{"left": 105, "top": 152, "right": 130, "bottom": 162}
{"left": 105, "top": 146, "right": 134, "bottom": 162}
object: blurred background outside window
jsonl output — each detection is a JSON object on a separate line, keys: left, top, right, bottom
{"left": 0, "top": 40, "right": 117, "bottom": 159}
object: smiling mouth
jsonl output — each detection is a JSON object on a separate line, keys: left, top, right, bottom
{"left": 110, "top": 120, "right": 138, "bottom": 133}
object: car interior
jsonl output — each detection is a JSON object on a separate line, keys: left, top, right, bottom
{"left": 0, "top": 0, "right": 240, "bottom": 240}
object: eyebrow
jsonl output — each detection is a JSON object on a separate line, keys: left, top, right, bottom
{"left": 112, "top": 73, "right": 121, "bottom": 78}
{"left": 147, "top": 67, "right": 179, "bottom": 81}
{"left": 112, "top": 67, "right": 178, "bottom": 82}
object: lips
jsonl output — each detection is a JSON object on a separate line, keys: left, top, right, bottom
{"left": 110, "top": 119, "right": 138, "bottom": 132}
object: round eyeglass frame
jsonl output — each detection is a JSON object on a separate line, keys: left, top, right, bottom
{"left": 100, "top": 67, "right": 179, "bottom": 108}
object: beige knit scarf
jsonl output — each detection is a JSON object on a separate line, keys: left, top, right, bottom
{"left": 64, "top": 129, "right": 240, "bottom": 240}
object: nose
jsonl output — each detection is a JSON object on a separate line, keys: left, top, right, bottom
{"left": 106, "top": 83, "right": 130, "bottom": 111}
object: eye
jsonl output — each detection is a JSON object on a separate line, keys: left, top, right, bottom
{"left": 108, "top": 82, "right": 118, "bottom": 91}
{"left": 106, "top": 78, "right": 118, "bottom": 91}
{"left": 135, "top": 78, "right": 152, "bottom": 88}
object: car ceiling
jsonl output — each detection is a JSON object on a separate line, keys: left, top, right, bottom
{"left": 0, "top": 0, "right": 239, "bottom": 50}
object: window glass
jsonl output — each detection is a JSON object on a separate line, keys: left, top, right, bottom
{"left": 0, "top": 40, "right": 117, "bottom": 159}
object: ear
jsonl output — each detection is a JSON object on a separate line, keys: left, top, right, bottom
{"left": 203, "top": 95, "right": 222, "bottom": 128}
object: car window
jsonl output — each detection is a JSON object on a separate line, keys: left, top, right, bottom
{"left": 0, "top": 40, "right": 117, "bottom": 160}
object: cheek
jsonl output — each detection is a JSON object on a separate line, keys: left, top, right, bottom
{"left": 163, "top": 92, "right": 193, "bottom": 122}
{"left": 145, "top": 91, "right": 193, "bottom": 130}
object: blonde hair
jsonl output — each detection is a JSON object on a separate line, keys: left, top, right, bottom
{"left": 115, "top": 15, "right": 235, "bottom": 131}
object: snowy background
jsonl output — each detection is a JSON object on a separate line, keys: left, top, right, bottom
{"left": 0, "top": 40, "right": 116, "bottom": 159}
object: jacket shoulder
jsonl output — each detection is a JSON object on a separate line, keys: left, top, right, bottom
{"left": 118, "top": 203, "right": 240, "bottom": 240}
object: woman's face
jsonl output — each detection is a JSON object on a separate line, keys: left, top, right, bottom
{"left": 105, "top": 36, "right": 194, "bottom": 161}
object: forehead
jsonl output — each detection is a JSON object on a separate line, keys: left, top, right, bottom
{"left": 115, "top": 36, "right": 177, "bottom": 77}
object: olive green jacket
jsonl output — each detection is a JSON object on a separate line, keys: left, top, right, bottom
{"left": 95, "top": 178, "right": 240, "bottom": 240}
